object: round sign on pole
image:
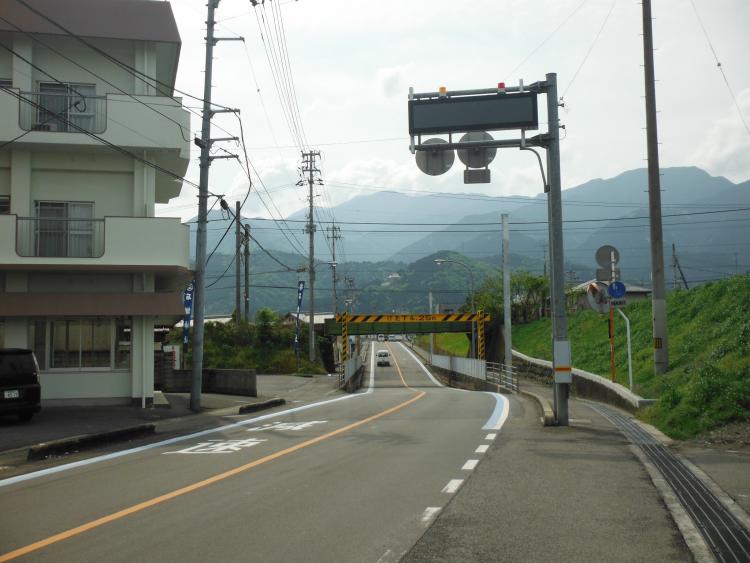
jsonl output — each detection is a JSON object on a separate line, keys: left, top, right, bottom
{"left": 586, "top": 281, "right": 610, "bottom": 314}
{"left": 608, "top": 281, "right": 626, "bottom": 299}
{"left": 457, "top": 131, "right": 497, "bottom": 168}
{"left": 415, "top": 138, "right": 454, "bottom": 176}
{"left": 595, "top": 245, "right": 620, "bottom": 268}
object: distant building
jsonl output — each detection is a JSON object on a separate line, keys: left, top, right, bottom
{"left": 387, "top": 272, "right": 401, "bottom": 279}
{"left": 0, "top": 0, "right": 191, "bottom": 406}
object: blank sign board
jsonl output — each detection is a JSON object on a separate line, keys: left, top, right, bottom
{"left": 409, "top": 92, "right": 538, "bottom": 135}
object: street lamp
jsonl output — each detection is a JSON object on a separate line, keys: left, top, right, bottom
{"left": 434, "top": 258, "right": 476, "bottom": 358}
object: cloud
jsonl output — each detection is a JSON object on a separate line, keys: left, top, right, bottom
{"left": 692, "top": 88, "right": 750, "bottom": 183}
{"left": 376, "top": 65, "right": 412, "bottom": 98}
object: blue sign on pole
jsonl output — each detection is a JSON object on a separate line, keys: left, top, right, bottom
{"left": 608, "top": 281, "right": 626, "bottom": 299}
{"left": 183, "top": 280, "right": 195, "bottom": 346}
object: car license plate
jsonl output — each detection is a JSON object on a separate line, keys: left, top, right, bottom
{"left": 3, "top": 390, "right": 20, "bottom": 399}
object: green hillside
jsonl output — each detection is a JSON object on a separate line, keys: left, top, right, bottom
{"left": 512, "top": 275, "right": 750, "bottom": 439}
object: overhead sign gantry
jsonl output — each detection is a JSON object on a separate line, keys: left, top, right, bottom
{"left": 407, "top": 74, "right": 572, "bottom": 426}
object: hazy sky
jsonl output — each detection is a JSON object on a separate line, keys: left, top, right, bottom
{"left": 157, "top": 0, "right": 750, "bottom": 222}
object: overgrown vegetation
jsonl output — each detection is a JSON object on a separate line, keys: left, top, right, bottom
{"left": 512, "top": 275, "right": 750, "bottom": 439}
{"left": 178, "top": 308, "right": 328, "bottom": 375}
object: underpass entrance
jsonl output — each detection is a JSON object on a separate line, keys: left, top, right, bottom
{"left": 325, "top": 312, "right": 490, "bottom": 361}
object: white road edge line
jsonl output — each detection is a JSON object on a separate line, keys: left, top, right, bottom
{"left": 485, "top": 433, "right": 497, "bottom": 440}
{"left": 0, "top": 356, "right": 380, "bottom": 490}
{"left": 421, "top": 507, "right": 441, "bottom": 526}
{"left": 441, "top": 479, "right": 464, "bottom": 494}
{"left": 462, "top": 459, "right": 479, "bottom": 471}
{"left": 475, "top": 444, "right": 489, "bottom": 454}
{"left": 398, "top": 343, "right": 510, "bottom": 433}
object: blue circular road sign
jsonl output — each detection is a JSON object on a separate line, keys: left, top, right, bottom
{"left": 608, "top": 281, "right": 626, "bottom": 299}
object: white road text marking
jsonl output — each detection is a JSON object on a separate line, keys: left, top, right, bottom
{"left": 164, "top": 438, "right": 266, "bottom": 455}
{"left": 247, "top": 421, "right": 326, "bottom": 432}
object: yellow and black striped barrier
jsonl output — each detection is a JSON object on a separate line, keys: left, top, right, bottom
{"left": 334, "top": 313, "right": 481, "bottom": 323}
{"left": 477, "top": 310, "right": 486, "bottom": 360}
{"left": 341, "top": 311, "right": 349, "bottom": 362}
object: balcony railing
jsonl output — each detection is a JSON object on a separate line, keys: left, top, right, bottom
{"left": 19, "top": 91, "right": 107, "bottom": 134}
{"left": 16, "top": 217, "right": 105, "bottom": 258}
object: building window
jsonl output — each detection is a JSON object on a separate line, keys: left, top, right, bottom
{"left": 0, "top": 79, "right": 11, "bottom": 89}
{"left": 0, "top": 195, "right": 9, "bottom": 214}
{"left": 37, "top": 82, "right": 98, "bottom": 132}
{"left": 28, "top": 318, "right": 131, "bottom": 370}
{"left": 34, "top": 201, "right": 94, "bottom": 257}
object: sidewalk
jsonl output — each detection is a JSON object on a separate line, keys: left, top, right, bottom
{"left": 523, "top": 379, "right": 750, "bottom": 515}
{"left": 405, "top": 379, "right": 750, "bottom": 562}
{"left": 0, "top": 374, "right": 340, "bottom": 479}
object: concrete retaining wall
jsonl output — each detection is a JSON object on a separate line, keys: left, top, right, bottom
{"left": 158, "top": 369, "right": 257, "bottom": 397}
{"left": 512, "top": 350, "right": 654, "bottom": 413}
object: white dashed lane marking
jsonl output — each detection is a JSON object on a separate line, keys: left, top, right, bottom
{"left": 485, "top": 433, "right": 496, "bottom": 440}
{"left": 462, "top": 459, "right": 479, "bottom": 471}
{"left": 475, "top": 444, "right": 489, "bottom": 454}
{"left": 441, "top": 479, "right": 464, "bottom": 494}
{"left": 421, "top": 507, "right": 441, "bottom": 527}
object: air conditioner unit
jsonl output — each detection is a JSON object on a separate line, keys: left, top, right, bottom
{"left": 32, "top": 122, "right": 58, "bottom": 132}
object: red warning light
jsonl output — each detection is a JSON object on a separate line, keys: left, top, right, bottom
{"left": 497, "top": 82, "right": 505, "bottom": 89}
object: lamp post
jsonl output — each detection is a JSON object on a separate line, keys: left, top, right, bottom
{"left": 434, "top": 258, "right": 476, "bottom": 358}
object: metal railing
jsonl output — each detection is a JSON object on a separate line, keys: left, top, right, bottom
{"left": 16, "top": 217, "right": 105, "bottom": 258}
{"left": 19, "top": 91, "right": 107, "bottom": 133}
{"left": 486, "top": 362, "right": 519, "bottom": 393}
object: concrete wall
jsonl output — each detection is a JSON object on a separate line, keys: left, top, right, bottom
{"left": 158, "top": 369, "right": 258, "bottom": 397}
{"left": 512, "top": 350, "right": 654, "bottom": 413}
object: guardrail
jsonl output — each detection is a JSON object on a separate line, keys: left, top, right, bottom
{"left": 486, "top": 362, "right": 519, "bottom": 393}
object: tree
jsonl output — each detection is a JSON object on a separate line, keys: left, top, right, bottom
{"left": 256, "top": 307, "right": 278, "bottom": 344}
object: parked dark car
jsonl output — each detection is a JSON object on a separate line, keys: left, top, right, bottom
{"left": 0, "top": 349, "right": 42, "bottom": 422}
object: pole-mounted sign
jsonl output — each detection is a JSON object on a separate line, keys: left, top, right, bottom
{"left": 408, "top": 75, "right": 571, "bottom": 426}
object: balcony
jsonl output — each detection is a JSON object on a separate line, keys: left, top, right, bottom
{"left": 0, "top": 215, "right": 190, "bottom": 271}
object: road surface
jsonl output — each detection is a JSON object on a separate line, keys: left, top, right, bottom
{"left": 0, "top": 342, "right": 507, "bottom": 562}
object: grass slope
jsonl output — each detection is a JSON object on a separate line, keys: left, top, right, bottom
{"left": 512, "top": 276, "right": 750, "bottom": 439}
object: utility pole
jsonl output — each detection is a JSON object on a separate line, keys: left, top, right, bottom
{"left": 502, "top": 214, "right": 512, "bottom": 369}
{"left": 301, "top": 150, "right": 321, "bottom": 362}
{"left": 642, "top": 0, "right": 669, "bottom": 374}
{"left": 327, "top": 224, "right": 341, "bottom": 314}
{"left": 235, "top": 201, "right": 241, "bottom": 324}
{"left": 244, "top": 224, "right": 250, "bottom": 320}
{"left": 545, "top": 72, "right": 570, "bottom": 426}
{"left": 190, "top": 0, "right": 241, "bottom": 412}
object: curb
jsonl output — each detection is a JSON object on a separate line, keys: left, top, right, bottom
{"left": 519, "top": 389, "right": 556, "bottom": 426}
{"left": 237, "top": 397, "right": 286, "bottom": 415}
{"left": 27, "top": 424, "right": 156, "bottom": 461}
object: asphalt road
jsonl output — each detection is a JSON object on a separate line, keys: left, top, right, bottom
{"left": 0, "top": 342, "right": 508, "bottom": 562}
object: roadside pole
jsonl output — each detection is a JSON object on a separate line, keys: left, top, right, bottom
{"left": 235, "top": 201, "right": 241, "bottom": 324}
{"left": 502, "top": 214, "right": 512, "bottom": 369}
{"left": 244, "top": 224, "right": 250, "bottom": 321}
{"left": 429, "top": 290, "right": 434, "bottom": 363}
{"left": 545, "top": 73, "right": 570, "bottom": 426}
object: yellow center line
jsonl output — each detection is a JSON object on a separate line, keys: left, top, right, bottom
{"left": 0, "top": 390, "right": 426, "bottom": 562}
{"left": 387, "top": 342, "right": 412, "bottom": 390}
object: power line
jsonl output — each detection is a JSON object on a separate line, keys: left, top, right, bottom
{"left": 689, "top": 0, "right": 750, "bottom": 137}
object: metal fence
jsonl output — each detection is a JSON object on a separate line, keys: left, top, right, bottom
{"left": 16, "top": 217, "right": 105, "bottom": 258}
{"left": 431, "top": 354, "right": 486, "bottom": 380}
{"left": 486, "top": 362, "right": 519, "bottom": 393}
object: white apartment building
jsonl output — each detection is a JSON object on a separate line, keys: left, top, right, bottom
{"left": 0, "top": 0, "right": 191, "bottom": 406}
